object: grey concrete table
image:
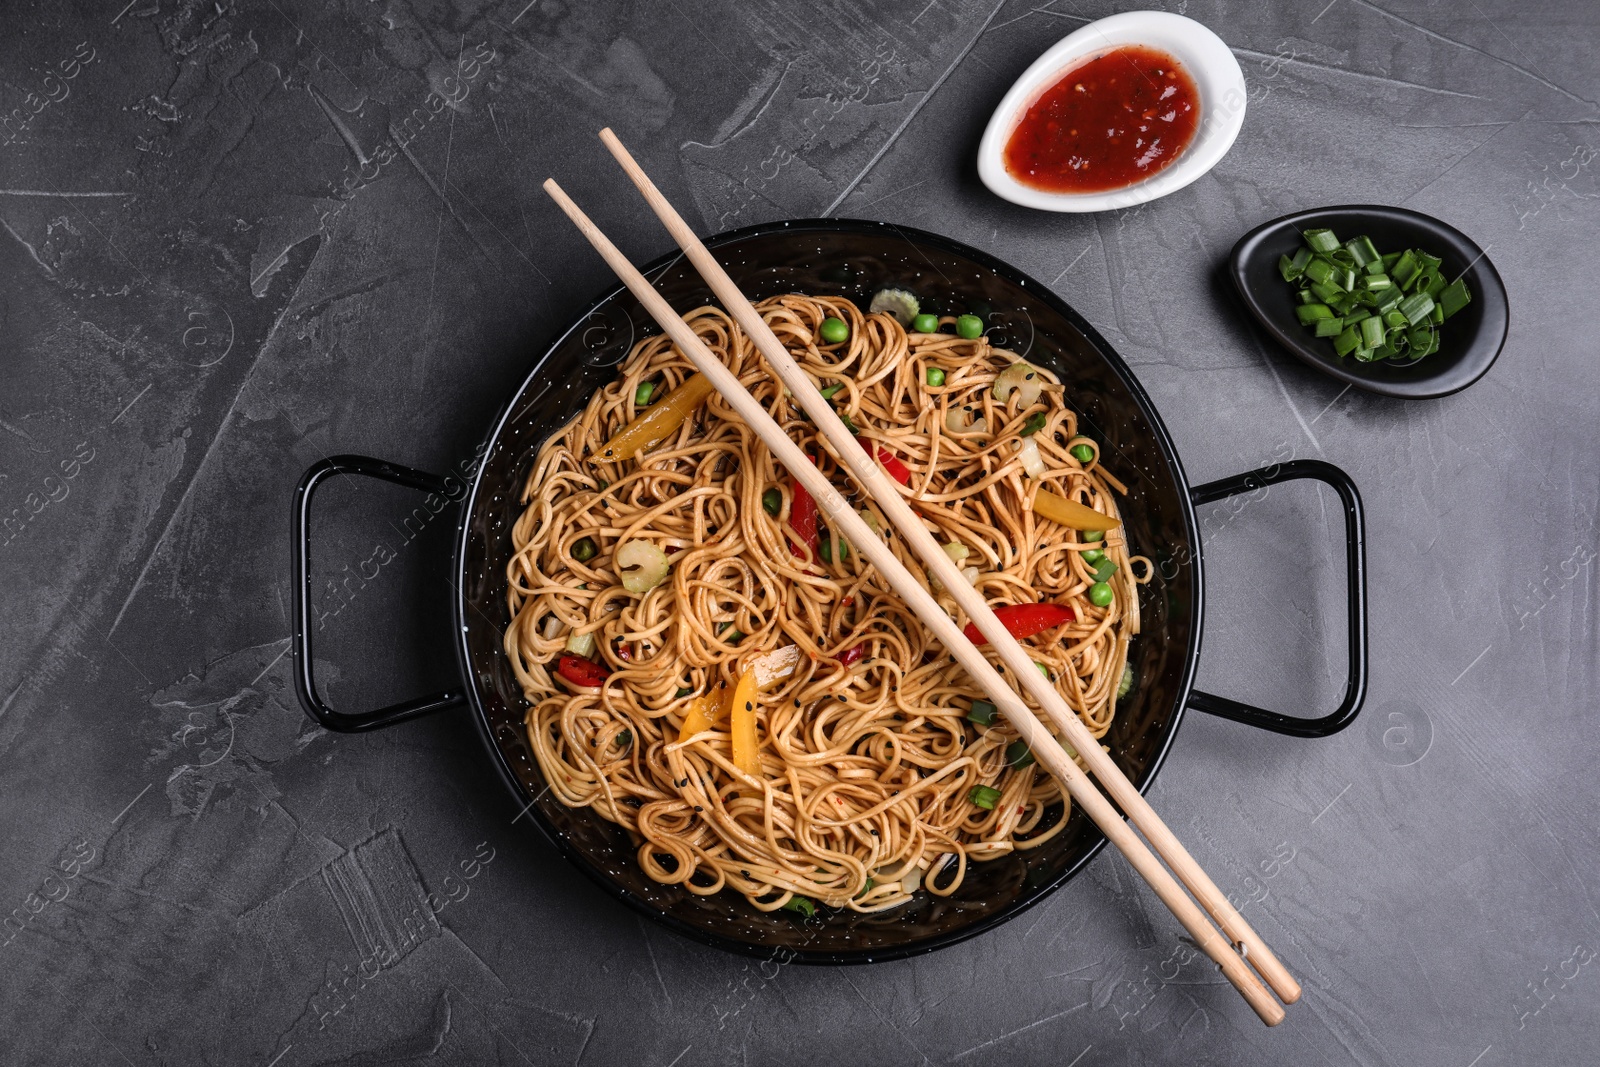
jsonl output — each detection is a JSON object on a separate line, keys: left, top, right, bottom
{"left": 2, "top": 1, "right": 1596, "bottom": 1064}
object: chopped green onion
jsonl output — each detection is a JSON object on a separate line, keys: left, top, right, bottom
{"left": 819, "top": 382, "right": 844, "bottom": 400}
{"left": 762, "top": 487, "right": 782, "bottom": 516}
{"left": 572, "top": 537, "right": 598, "bottom": 562}
{"left": 969, "top": 785, "right": 1003, "bottom": 810}
{"left": 617, "top": 729, "right": 632, "bottom": 748}
{"left": 1117, "top": 663, "right": 1135, "bottom": 699}
{"left": 1069, "top": 442, "right": 1095, "bottom": 463}
{"left": 635, "top": 381, "right": 656, "bottom": 406}
{"left": 926, "top": 366, "right": 946, "bottom": 387}
{"left": 869, "top": 288, "right": 920, "bottom": 325}
{"left": 1036, "top": 662, "right": 1051, "bottom": 680}
{"left": 1304, "top": 228, "right": 1340, "bottom": 253}
{"left": 1346, "top": 235, "right": 1380, "bottom": 266}
{"left": 1360, "top": 315, "right": 1386, "bottom": 349}
{"left": 1391, "top": 249, "right": 1418, "bottom": 287}
{"left": 1091, "top": 557, "right": 1117, "bottom": 583}
{"left": 1438, "top": 278, "right": 1471, "bottom": 319}
{"left": 1020, "top": 412, "right": 1047, "bottom": 437}
{"left": 967, "top": 699, "right": 998, "bottom": 725}
{"left": 1283, "top": 232, "right": 1467, "bottom": 364}
{"left": 1398, "top": 292, "right": 1435, "bottom": 325}
{"left": 1005, "top": 739, "right": 1035, "bottom": 769}
{"left": 782, "top": 895, "right": 817, "bottom": 917}
{"left": 1303, "top": 258, "right": 1335, "bottom": 285}
{"left": 675, "top": 687, "right": 694, "bottom": 698}
{"left": 1309, "top": 279, "right": 1344, "bottom": 303}
{"left": 1295, "top": 303, "right": 1334, "bottom": 325}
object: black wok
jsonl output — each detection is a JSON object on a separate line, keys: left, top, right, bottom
{"left": 291, "top": 219, "right": 1368, "bottom": 963}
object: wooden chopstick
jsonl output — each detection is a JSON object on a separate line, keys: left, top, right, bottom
{"left": 543, "top": 176, "right": 1287, "bottom": 1026}
{"left": 595, "top": 128, "right": 1303, "bottom": 1008}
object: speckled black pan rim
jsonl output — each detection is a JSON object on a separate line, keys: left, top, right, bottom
{"left": 449, "top": 217, "right": 1207, "bottom": 965}
{"left": 1229, "top": 204, "right": 1509, "bottom": 400}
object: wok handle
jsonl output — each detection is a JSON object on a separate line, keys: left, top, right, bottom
{"left": 1185, "top": 459, "right": 1368, "bottom": 738}
{"left": 291, "top": 454, "right": 467, "bottom": 732}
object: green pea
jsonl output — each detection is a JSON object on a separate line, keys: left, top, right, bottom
{"left": 911, "top": 313, "right": 939, "bottom": 333}
{"left": 955, "top": 314, "right": 984, "bottom": 340}
{"left": 819, "top": 317, "right": 849, "bottom": 344}
{"left": 1088, "top": 582, "right": 1114, "bottom": 607}
{"left": 819, "top": 537, "right": 850, "bottom": 563}
{"left": 761, "top": 487, "right": 781, "bottom": 517}
{"left": 1069, "top": 443, "right": 1095, "bottom": 464}
{"left": 572, "top": 537, "right": 598, "bottom": 562}
{"left": 926, "top": 367, "right": 946, "bottom": 387}
{"left": 1082, "top": 548, "right": 1105, "bottom": 566}
{"left": 635, "top": 381, "right": 655, "bottom": 406}
{"left": 1082, "top": 530, "right": 1104, "bottom": 543}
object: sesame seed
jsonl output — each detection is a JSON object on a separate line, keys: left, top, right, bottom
{"left": 745, "top": 701, "right": 753, "bottom": 711}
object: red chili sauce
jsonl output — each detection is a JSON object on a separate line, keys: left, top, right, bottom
{"left": 1003, "top": 46, "right": 1200, "bottom": 194}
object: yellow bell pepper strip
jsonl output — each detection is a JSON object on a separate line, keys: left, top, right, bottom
{"left": 728, "top": 666, "right": 762, "bottom": 778}
{"left": 1031, "top": 487, "right": 1121, "bottom": 532}
{"left": 599, "top": 373, "right": 715, "bottom": 462}
{"left": 676, "top": 690, "right": 717, "bottom": 743}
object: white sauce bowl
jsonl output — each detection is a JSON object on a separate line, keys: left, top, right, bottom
{"left": 977, "top": 11, "right": 1247, "bottom": 213}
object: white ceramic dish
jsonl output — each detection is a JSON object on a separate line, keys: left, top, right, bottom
{"left": 977, "top": 11, "right": 1247, "bottom": 213}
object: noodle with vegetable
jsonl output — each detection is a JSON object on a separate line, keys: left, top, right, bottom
{"left": 504, "top": 294, "right": 1150, "bottom": 914}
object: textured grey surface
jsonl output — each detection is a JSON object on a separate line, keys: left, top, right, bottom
{"left": 1, "top": 0, "right": 1596, "bottom": 1064}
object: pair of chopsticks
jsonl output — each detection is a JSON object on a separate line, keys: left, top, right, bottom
{"left": 545, "top": 129, "right": 1300, "bottom": 1026}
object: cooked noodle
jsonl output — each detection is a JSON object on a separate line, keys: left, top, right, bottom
{"left": 505, "top": 294, "right": 1150, "bottom": 912}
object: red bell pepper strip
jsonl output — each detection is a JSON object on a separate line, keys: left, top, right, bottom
{"left": 787, "top": 457, "right": 820, "bottom": 559}
{"left": 962, "top": 603, "right": 1075, "bottom": 645}
{"left": 837, "top": 643, "right": 865, "bottom": 668}
{"left": 556, "top": 654, "right": 611, "bottom": 688}
{"left": 857, "top": 437, "right": 911, "bottom": 486}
